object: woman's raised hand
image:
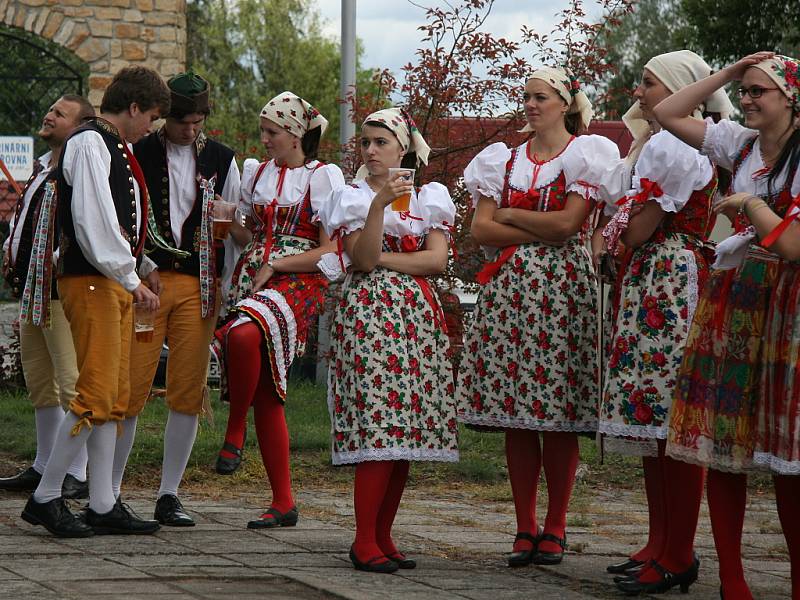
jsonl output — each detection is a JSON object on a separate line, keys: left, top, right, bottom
{"left": 723, "top": 51, "right": 775, "bottom": 81}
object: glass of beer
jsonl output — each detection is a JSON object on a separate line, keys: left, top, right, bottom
{"left": 387, "top": 168, "right": 415, "bottom": 212}
{"left": 133, "top": 302, "right": 155, "bottom": 343}
{"left": 213, "top": 200, "right": 237, "bottom": 239}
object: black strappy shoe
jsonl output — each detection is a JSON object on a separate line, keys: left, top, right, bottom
{"left": 215, "top": 431, "right": 246, "bottom": 475}
{"left": 349, "top": 547, "right": 399, "bottom": 573}
{"left": 532, "top": 532, "right": 567, "bottom": 565}
{"left": 508, "top": 528, "right": 542, "bottom": 568}
{"left": 246, "top": 505, "right": 298, "bottom": 529}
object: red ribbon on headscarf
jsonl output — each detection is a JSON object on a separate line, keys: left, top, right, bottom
{"left": 761, "top": 193, "right": 800, "bottom": 248}
{"left": 475, "top": 245, "right": 518, "bottom": 285}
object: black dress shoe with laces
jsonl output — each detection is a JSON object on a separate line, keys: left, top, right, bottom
{"left": 0, "top": 466, "right": 42, "bottom": 492}
{"left": 21, "top": 496, "right": 94, "bottom": 537}
{"left": 85, "top": 498, "right": 161, "bottom": 535}
{"left": 61, "top": 474, "right": 89, "bottom": 500}
{"left": 154, "top": 494, "right": 195, "bottom": 526}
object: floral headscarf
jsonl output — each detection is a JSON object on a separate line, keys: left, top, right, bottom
{"left": 355, "top": 107, "right": 432, "bottom": 180}
{"left": 520, "top": 66, "right": 594, "bottom": 132}
{"left": 753, "top": 55, "right": 800, "bottom": 111}
{"left": 260, "top": 91, "right": 328, "bottom": 138}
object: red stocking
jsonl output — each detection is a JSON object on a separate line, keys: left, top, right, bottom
{"left": 352, "top": 460, "right": 394, "bottom": 564}
{"left": 539, "top": 431, "right": 579, "bottom": 554}
{"left": 221, "top": 323, "right": 262, "bottom": 458}
{"left": 631, "top": 454, "right": 668, "bottom": 562}
{"left": 774, "top": 474, "right": 800, "bottom": 600}
{"left": 505, "top": 429, "right": 542, "bottom": 552}
{"left": 638, "top": 447, "right": 704, "bottom": 583}
{"left": 252, "top": 372, "right": 294, "bottom": 513}
{"left": 707, "top": 469, "right": 752, "bottom": 600}
{"left": 376, "top": 461, "right": 410, "bottom": 557}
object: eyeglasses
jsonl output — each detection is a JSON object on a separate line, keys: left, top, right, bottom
{"left": 736, "top": 86, "right": 780, "bottom": 99}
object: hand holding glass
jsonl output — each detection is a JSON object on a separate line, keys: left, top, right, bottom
{"left": 387, "top": 168, "right": 415, "bottom": 212}
{"left": 133, "top": 302, "right": 155, "bottom": 343}
{"left": 213, "top": 200, "right": 237, "bottom": 240}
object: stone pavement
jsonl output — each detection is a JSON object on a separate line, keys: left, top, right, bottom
{"left": 0, "top": 485, "right": 791, "bottom": 600}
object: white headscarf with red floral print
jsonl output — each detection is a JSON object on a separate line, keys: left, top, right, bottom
{"left": 520, "top": 66, "right": 594, "bottom": 132}
{"left": 355, "top": 107, "right": 432, "bottom": 180}
{"left": 260, "top": 91, "right": 328, "bottom": 138}
{"left": 753, "top": 55, "right": 800, "bottom": 111}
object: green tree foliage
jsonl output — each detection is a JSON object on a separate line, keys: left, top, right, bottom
{"left": 186, "top": 0, "right": 374, "bottom": 160}
{"left": 595, "top": 0, "right": 687, "bottom": 118}
{"left": 680, "top": 0, "right": 800, "bottom": 66}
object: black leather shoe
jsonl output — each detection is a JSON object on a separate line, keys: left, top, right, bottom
{"left": 85, "top": 498, "right": 160, "bottom": 535}
{"left": 247, "top": 506, "right": 298, "bottom": 529}
{"left": 0, "top": 466, "right": 42, "bottom": 492}
{"left": 616, "top": 559, "right": 699, "bottom": 596}
{"left": 532, "top": 533, "right": 567, "bottom": 565}
{"left": 607, "top": 557, "right": 645, "bottom": 574}
{"left": 61, "top": 474, "right": 89, "bottom": 500}
{"left": 21, "top": 496, "right": 94, "bottom": 537}
{"left": 154, "top": 494, "right": 195, "bottom": 527}
{"left": 215, "top": 432, "right": 246, "bottom": 475}
{"left": 349, "top": 547, "right": 399, "bottom": 573}
{"left": 508, "top": 529, "right": 541, "bottom": 568}
{"left": 386, "top": 552, "right": 416, "bottom": 569}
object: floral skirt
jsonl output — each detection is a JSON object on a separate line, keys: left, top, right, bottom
{"left": 756, "top": 260, "right": 800, "bottom": 474}
{"left": 327, "top": 267, "right": 459, "bottom": 465}
{"left": 213, "top": 235, "right": 327, "bottom": 400}
{"left": 667, "top": 247, "right": 781, "bottom": 472}
{"left": 457, "top": 240, "right": 598, "bottom": 432}
{"left": 600, "top": 236, "right": 710, "bottom": 456}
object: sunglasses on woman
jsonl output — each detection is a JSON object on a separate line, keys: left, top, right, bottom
{"left": 736, "top": 85, "right": 780, "bottom": 99}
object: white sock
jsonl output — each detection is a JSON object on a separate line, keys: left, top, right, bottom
{"left": 86, "top": 423, "right": 117, "bottom": 514}
{"left": 157, "top": 410, "right": 199, "bottom": 499}
{"left": 112, "top": 416, "right": 138, "bottom": 499}
{"left": 33, "top": 412, "right": 89, "bottom": 503}
{"left": 66, "top": 444, "right": 89, "bottom": 482}
{"left": 32, "top": 406, "right": 65, "bottom": 474}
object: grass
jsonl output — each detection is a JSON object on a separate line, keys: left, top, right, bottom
{"left": 0, "top": 382, "right": 774, "bottom": 499}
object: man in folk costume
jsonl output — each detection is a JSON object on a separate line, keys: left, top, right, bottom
{"left": 114, "top": 71, "right": 240, "bottom": 526}
{"left": 21, "top": 66, "right": 169, "bottom": 537}
{"left": 0, "top": 95, "right": 94, "bottom": 499}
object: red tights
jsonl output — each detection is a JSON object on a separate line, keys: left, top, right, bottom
{"left": 708, "top": 470, "right": 800, "bottom": 599}
{"left": 224, "top": 323, "right": 294, "bottom": 513}
{"left": 505, "top": 430, "right": 579, "bottom": 554}
{"left": 352, "top": 460, "right": 410, "bottom": 564}
{"left": 634, "top": 441, "right": 704, "bottom": 583}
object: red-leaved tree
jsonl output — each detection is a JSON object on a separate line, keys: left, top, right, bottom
{"left": 345, "top": 0, "right": 635, "bottom": 292}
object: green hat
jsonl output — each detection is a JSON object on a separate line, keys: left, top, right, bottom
{"left": 166, "top": 70, "right": 210, "bottom": 117}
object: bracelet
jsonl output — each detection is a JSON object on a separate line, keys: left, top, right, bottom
{"left": 742, "top": 195, "right": 768, "bottom": 218}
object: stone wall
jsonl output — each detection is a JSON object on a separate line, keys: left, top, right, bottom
{"left": 0, "top": 0, "right": 187, "bottom": 107}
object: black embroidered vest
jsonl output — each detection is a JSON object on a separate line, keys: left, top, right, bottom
{"left": 57, "top": 119, "right": 144, "bottom": 278}
{"left": 133, "top": 131, "right": 235, "bottom": 277}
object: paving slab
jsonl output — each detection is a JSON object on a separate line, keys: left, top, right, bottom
{"left": 0, "top": 486, "right": 793, "bottom": 599}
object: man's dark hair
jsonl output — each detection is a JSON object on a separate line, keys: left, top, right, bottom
{"left": 100, "top": 66, "right": 171, "bottom": 116}
{"left": 60, "top": 94, "right": 96, "bottom": 123}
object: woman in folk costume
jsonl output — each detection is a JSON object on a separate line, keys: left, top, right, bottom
{"left": 457, "top": 67, "right": 619, "bottom": 567}
{"left": 595, "top": 51, "right": 735, "bottom": 596}
{"left": 213, "top": 92, "right": 345, "bottom": 527}
{"left": 319, "top": 108, "right": 459, "bottom": 573}
{"left": 655, "top": 52, "right": 800, "bottom": 600}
